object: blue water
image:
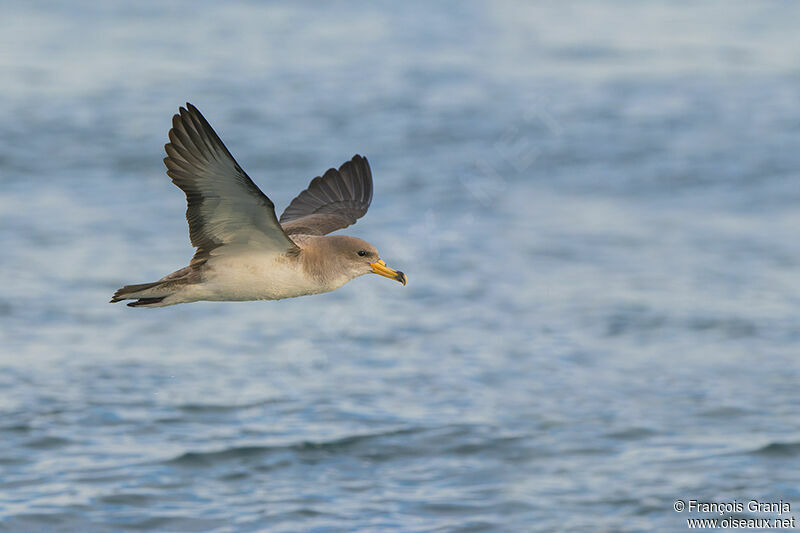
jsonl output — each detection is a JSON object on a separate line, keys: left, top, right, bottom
{"left": 2, "top": 1, "right": 800, "bottom": 531}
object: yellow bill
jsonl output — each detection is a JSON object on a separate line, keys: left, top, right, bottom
{"left": 370, "top": 259, "right": 407, "bottom": 286}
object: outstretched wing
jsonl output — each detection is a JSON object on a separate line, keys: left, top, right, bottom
{"left": 163, "top": 103, "right": 299, "bottom": 265}
{"left": 279, "top": 155, "right": 373, "bottom": 236}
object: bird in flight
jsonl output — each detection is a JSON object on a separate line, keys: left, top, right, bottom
{"left": 111, "top": 103, "right": 405, "bottom": 308}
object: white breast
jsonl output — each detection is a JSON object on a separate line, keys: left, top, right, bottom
{"left": 202, "top": 251, "right": 328, "bottom": 301}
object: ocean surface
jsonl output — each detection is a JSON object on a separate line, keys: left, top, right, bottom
{"left": 2, "top": 1, "right": 800, "bottom": 531}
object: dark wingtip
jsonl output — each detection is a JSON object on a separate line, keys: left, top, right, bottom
{"left": 127, "top": 297, "right": 166, "bottom": 307}
{"left": 185, "top": 102, "right": 201, "bottom": 118}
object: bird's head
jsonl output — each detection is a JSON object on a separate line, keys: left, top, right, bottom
{"left": 318, "top": 235, "right": 406, "bottom": 286}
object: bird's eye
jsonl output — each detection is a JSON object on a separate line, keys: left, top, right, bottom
{"left": 357, "top": 250, "right": 367, "bottom": 257}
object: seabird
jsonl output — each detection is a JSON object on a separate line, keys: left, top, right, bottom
{"left": 111, "top": 103, "right": 406, "bottom": 308}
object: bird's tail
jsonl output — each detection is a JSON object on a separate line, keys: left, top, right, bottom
{"left": 110, "top": 281, "right": 171, "bottom": 308}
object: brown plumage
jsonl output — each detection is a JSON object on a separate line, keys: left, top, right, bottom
{"left": 111, "top": 103, "right": 405, "bottom": 308}
{"left": 280, "top": 155, "right": 373, "bottom": 236}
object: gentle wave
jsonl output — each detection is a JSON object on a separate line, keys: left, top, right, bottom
{"left": 750, "top": 441, "right": 800, "bottom": 457}
{"left": 176, "top": 398, "right": 288, "bottom": 413}
{"left": 166, "top": 426, "right": 427, "bottom": 466}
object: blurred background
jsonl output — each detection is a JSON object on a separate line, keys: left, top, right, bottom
{"left": 2, "top": 1, "right": 800, "bottom": 531}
